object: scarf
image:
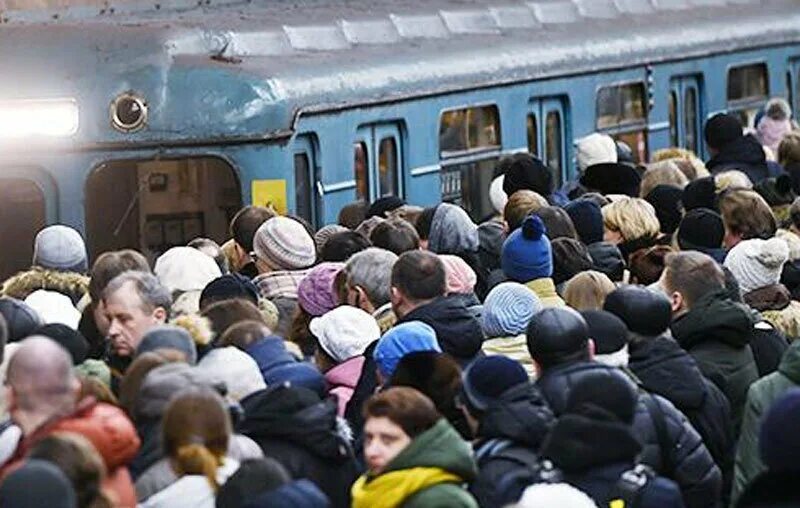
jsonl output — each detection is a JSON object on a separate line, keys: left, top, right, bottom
{"left": 351, "top": 467, "right": 462, "bottom": 508}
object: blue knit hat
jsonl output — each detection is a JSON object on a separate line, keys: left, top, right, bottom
{"left": 760, "top": 387, "right": 800, "bottom": 473}
{"left": 564, "top": 199, "right": 603, "bottom": 245}
{"left": 374, "top": 321, "right": 441, "bottom": 378}
{"left": 501, "top": 214, "right": 553, "bottom": 283}
{"left": 461, "top": 356, "right": 528, "bottom": 412}
{"left": 482, "top": 282, "right": 543, "bottom": 338}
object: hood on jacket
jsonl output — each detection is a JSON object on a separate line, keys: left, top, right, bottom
{"left": 238, "top": 385, "right": 351, "bottom": 463}
{"left": 478, "top": 382, "right": 554, "bottom": 449}
{"left": 628, "top": 335, "right": 707, "bottom": 410}
{"left": 245, "top": 337, "right": 326, "bottom": 396}
{"left": 382, "top": 419, "right": 477, "bottom": 482}
{"left": 587, "top": 242, "right": 625, "bottom": 282}
{"left": 671, "top": 289, "right": 755, "bottom": 350}
{"left": 401, "top": 296, "right": 483, "bottom": 361}
{"left": 707, "top": 134, "right": 770, "bottom": 183}
{"left": 478, "top": 219, "right": 506, "bottom": 272}
{"left": 778, "top": 340, "right": 800, "bottom": 384}
{"left": 1, "top": 267, "right": 89, "bottom": 306}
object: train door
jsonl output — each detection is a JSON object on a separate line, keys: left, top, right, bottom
{"left": 355, "top": 122, "right": 404, "bottom": 201}
{"left": 668, "top": 75, "right": 704, "bottom": 158}
{"left": 292, "top": 135, "right": 323, "bottom": 229}
{"left": 528, "top": 98, "right": 568, "bottom": 188}
{"left": 0, "top": 174, "right": 49, "bottom": 279}
{"left": 790, "top": 59, "right": 800, "bottom": 116}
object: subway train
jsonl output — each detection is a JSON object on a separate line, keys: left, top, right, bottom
{"left": 0, "top": 0, "right": 799, "bottom": 279}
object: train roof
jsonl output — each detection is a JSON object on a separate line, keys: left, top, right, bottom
{"left": 1, "top": 0, "right": 799, "bottom": 148}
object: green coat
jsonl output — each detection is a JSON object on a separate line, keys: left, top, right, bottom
{"left": 732, "top": 340, "right": 800, "bottom": 503}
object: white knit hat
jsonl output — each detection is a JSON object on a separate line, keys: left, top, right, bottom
{"left": 196, "top": 346, "right": 266, "bottom": 401}
{"left": 724, "top": 237, "right": 789, "bottom": 294}
{"left": 24, "top": 290, "right": 80, "bottom": 329}
{"left": 489, "top": 175, "right": 508, "bottom": 215}
{"left": 309, "top": 306, "right": 380, "bottom": 363}
{"left": 574, "top": 133, "right": 617, "bottom": 173}
{"left": 154, "top": 246, "right": 222, "bottom": 294}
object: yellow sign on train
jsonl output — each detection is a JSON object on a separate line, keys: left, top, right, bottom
{"left": 251, "top": 179, "right": 287, "bottom": 215}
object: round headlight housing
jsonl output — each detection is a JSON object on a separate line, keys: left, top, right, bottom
{"left": 111, "top": 92, "right": 147, "bottom": 132}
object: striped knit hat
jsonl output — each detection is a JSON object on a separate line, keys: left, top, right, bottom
{"left": 252, "top": 217, "right": 316, "bottom": 271}
{"left": 482, "top": 282, "right": 542, "bottom": 338}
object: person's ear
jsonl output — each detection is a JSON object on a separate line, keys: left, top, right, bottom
{"left": 153, "top": 307, "right": 168, "bottom": 323}
{"left": 670, "top": 291, "right": 684, "bottom": 313}
{"left": 587, "top": 338, "right": 595, "bottom": 360}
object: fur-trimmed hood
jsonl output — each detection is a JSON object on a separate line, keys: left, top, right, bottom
{"left": 1, "top": 267, "right": 89, "bottom": 306}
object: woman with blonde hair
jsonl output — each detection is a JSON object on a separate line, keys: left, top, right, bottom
{"left": 651, "top": 147, "right": 710, "bottom": 180}
{"left": 563, "top": 270, "right": 616, "bottom": 311}
{"left": 140, "top": 387, "right": 239, "bottom": 508}
{"left": 639, "top": 160, "right": 689, "bottom": 198}
{"left": 601, "top": 197, "right": 661, "bottom": 261}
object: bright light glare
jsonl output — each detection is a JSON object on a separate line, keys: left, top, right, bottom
{"left": 0, "top": 99, "right": 79, "bottom": 139}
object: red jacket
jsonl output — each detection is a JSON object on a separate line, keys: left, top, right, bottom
{"left": 3, "top": 398, "right": 141, "bottom": 507}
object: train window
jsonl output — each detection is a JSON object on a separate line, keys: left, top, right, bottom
{"left": 354, "top": 142, "right": 369, "bottom": 201}
{"left": 727, "top": 63, "right": 768, "bottom": 103}
{"left": 527, "top": 114, "right": 538, "bottom": 155}
{"left": 294, "top": 153, "right": 312, "bottom": 223}
{"left": 668, "top": 91, "right": 678, "bottom": 147}
{"left": 85, "top": 157, "right": 241, "bottom": 263}
{"left": 440, "top": 159, "right": 497, "bottom": 222}
{"left": 684, "top": 87, "right": 698, "bottom": 154}
{"left": 0, "top": 178, "right": 46, "bottom": 280}
{"left": 596, "top": 82, "right": 646, "bottom": 130}
{"left": 545, "top": 111, "right": 563, "bottom": 188}
{"left": 378, "top": 137, "right": 398, "bottom": 197}
{"left": 439, "top": 105, "right": 501, "bottom": 156}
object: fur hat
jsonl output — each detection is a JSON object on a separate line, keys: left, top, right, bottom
{"left": 253, "top": 217, "right": 316, "bottom": 271}
{"left": 574, "top": 133, "right": 617, "bottom": 173}
{"left": 724, "top": 237, "right": 790, "bottom": 294}
{"left": 502, "top": 153, "right": 553, "bottom": 197}
{"left": 580, "top": 162, "right": 641, "bottom": 197}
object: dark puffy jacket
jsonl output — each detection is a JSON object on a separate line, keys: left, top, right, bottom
{"left": 781, "top": 259, "right": 800, "bottom": 300}
{"left": 671, "top": 290, "right": 759, "bottom": 435}
{"left": 470, "top": 383, "right": 555, "bottom": 507}
{"left": 536, "top": 361, "right": 722, "bottom": 508}
{"left": 238, "top": 385, "right": 358, "bottom": 508}
{"left": 399, "top": 296, "right": 484, "bottom": 365}
{"left": 562, "top": 463, "right": 685, "bottom": 508}
{"left": 749, "top": 321, "right": 789, "bottom": 377}
{"left": 629, "top": 336, "right": 735, "bottom": 501}
{"left": 706, "top": 134, "right": 772, "bottom": 184}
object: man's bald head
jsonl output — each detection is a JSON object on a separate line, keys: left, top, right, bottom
{"left": 7, "top": 337, "right": 77, "bottom": 415}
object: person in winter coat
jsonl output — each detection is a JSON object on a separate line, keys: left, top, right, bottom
{"left": 1, "top": 337, "right": 140, "bottom": 507}
{"left": 756, "top": 98, "right": 794, "bottom": 156}
{"left": 527, "top": 307, "right": 722, "bottom": 508}
{"left": 604, "top": 286, "right": 736, "bottom": 501}
{"left": 391, "top": 251, "right": 483, "bottom": 365}
{"left": 733, "top": 339, "right": 800, "bottom": 501}
{"left": 351, "top": 387, "right": 478, "bottom": 508}
{"left": 704, "top": 113, "right": 774, "bottom": 184}
{"left": 501, "top": 214, "right": 565, "bottom": 307}
{"left": 459, "top": 356, "right": 555, "bottom": 507}
{"left": 675, "top": 208, "right": 727, "bottom": 264}
{"left": 237, "top": 384, "right": 358, "bottom": 508}
{"left": 139, "top": 387, "right": 241, "bottom": 508}
{"left": 309, "top": 306, "right": 381, "bottom": 415}
{"left": 481, "top": 282, "right": 542, "bottom": 378}
{"left": 541, "top": 372, "right": 685, "bottom": 508}
{"left": 661, "top": 251, "right": 760, "bottom": 435}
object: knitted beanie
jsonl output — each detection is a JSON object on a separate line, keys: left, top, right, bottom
{"left": 482, "top": 282, "right": 543, "bottom": 338}
{"left": 253, "top": 217, "right": 316, "bottom": 271}
{"left": 32, "top": 225, "right": 88, "bottom": 273}
{"left": 0, "top": 459, "right": 77, "bottom": 508}
{"left": 645, "top": 185, "right": 683, "bottom": 235}
{"left": 682, "top": 176, "right": 718, "bottom": 212}
{"left": 374, "top": 321, "right": 441, "bottom": 378}
{"left": 200, "top": 273, "right": 259, "bottom": 309}
{"left": 501, "top": 214, "right": 553, "bottom": 283}
{"left": 705, "top": 113, "right": 743, "bottom": 150}
{"left": 313, "top": 224, "right": 348, "bottom": 253}
{"left": 489, "top": 175, "right": 508, "bottom": 215}
{"left": 428, "top": 203, "right": 479, "bottom": 254}
{"left": 439, "top": 255, "right": 477, "bottom": 295}
{"left": 136, "top": 325, "right": 198, "bottom": 364}
{"left": 297, "top": 262, "right": 344, "bottom": 317}
{"left": 759, "top": 387, "right": 800, "bottom": 473}
{"left": 309, "top": 306, "right": 380, "bottom": 363}
{"left": 461, "top": 356, "right": 528, "bottom": 412}
{"left": 564, "top": 199, "right": 604, "bottom": 245}
{"left": 677, "top": 208, "right": 725, "bottom": 251}
{"left": 23, "top": 290, "right": 80, "bottom": 329}
{"left": 724, "top": 237, "right": 790, "bottom": 294}
{"left": 34, "top": 323, "right": 89, "bottom": 365}
{"left": 574, "top": 133, "right": 618, "bottom": 173}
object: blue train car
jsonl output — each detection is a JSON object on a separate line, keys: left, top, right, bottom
{"left": 0, "top": 0, "right": 799, "bottom": 278}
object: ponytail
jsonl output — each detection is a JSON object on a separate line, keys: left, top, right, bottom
{"left": 175, "top": 443, "right": 222, "bottom": 491}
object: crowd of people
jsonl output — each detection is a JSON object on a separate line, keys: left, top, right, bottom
{"left": 0, "top": 102, "right": 798, "bottom": 508}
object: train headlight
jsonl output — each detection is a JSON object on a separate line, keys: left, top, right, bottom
{"left": 0, "top": 98, "right": 79, "bottom": 139}
{"left": 111, "top": 92, "right": 147, "bottom": 132}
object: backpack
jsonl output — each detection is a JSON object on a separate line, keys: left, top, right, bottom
{"left": 606, "top": 464, "right": 656, "bottom": 508}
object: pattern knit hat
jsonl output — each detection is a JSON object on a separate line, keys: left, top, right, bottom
{"left": 154, "top": 246, "right": 222, "bottom": 294}
{"left": 724, "top": 237, "right": 790, "bottom": 294}
{"left": 564, "top": 199, "right": 603, "bottom": 245}
{"left": 428, "top": 203, "right": 479, "bottom": 254}
{"left": 309, "top": 306, "right": 380, "bottom": 363}
{"left": 32, "top": 225, "right": 88, "bottom": 274}
{"left": 482, "top": 282, "right": 543, "bottom": 338}
{"left": 374, "top": 321, "right": 441, "bottom": 378}
{"left": 574, "top": 133, "right": 617, "bottom": 173}
{"left": 253, "top": 217, "right": 316, "bottom": 271}
{"left": 461, "top": 355, "right": 528, "bottom": 412}
{"left": 297, "top": 262, "right": 344, "bottom": 317}
{"left": 501, "top": 214, "right": 553, "bottom": 283}
{"left": 439, "top": 255, "right": 477, "bottom": 295}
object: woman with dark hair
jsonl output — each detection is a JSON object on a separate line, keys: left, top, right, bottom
{"left": 352, "top": 387, "right": 478, "bottom": 507}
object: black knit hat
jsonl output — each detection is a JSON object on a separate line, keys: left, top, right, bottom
{"left": 566, "top": 370, "right": 638, "bottom": 424}
{"left": 581, "top": 310, "right": 628, "bottom": 354}
{"left": 0, "top": 298, "right": 43, "bottom": 342}
{"left": 704, "top": 113, "right": 743, "bottom": 150}
{"left": 677, "top": 208, "right": 725, "bottom": 251}
{"left": 564, "top": 199, "right": 604, "bottom": 245}
{"left": 682, "top": 176, "right": 718, "bottom": 212}
{"left": 461, "top": 355, "right": 528, "bottom": 412}
{"left": 645, "top": 185, "right": 683, "bottom": 235}
{"left": 603, "top": 285, "right": 672, "bottom": 337}
{"left": 580, "top": 162, "right": 642, "bottom": 197}
{"left": 502, "top": 153, "right": 554, "bottom": 197}
{"left": 526, "top": 307, "right": 589, "bottom": 366}
{"left": 367, "top": 196, "right": 406, "bottom": 219}
{"left": 200, "top": 273, "right": 259, "bottom": 310}
{"left": 34, "top": 323, "right": 89, "bottom": 365}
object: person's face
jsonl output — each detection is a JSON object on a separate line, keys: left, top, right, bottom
{"left": 603, "top": 226, "right": 623, "bottom": 244}
{"left": 364, "top": 416, "right": 412, "bottom": 474}
{"left": 723, "top": 225, "right": 742, "bottom": 250}
{"left": 92, "top": 300, "right": 111, "bottom": 336}
{"left": 104, "top": 282, "right": 166, "bottom": 357}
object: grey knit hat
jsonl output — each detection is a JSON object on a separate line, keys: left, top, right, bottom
{"left": 252, "top": 217, "right": 316, "bottom": 271}
{"left": 32, "top": 225, "right": 88, "bottom": 273}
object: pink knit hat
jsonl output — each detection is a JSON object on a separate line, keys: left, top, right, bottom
{"left": 439, "top": 254, "right": 477, "bottom": 295}
{"left": 297, "top": 262, "right": 345, "bottom": 316}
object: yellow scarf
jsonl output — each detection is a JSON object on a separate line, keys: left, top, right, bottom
{"left": 351, "top": 467, "right": 462, "bottom": 508}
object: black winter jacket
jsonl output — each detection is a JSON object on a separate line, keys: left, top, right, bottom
{"left": 399, "top": 296, "right": 484, "bottom": 364}
{"left": 706, "top": 134, "right": 771, "bottom": 184}
{"left": 536, "top": 361, "right": 722, "bottom": 508}
{"left": 238, "top": 385, "right": 358, "bottom": 508}
{"left": 470, "top": 383, "right": 555, "bottom": 507}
